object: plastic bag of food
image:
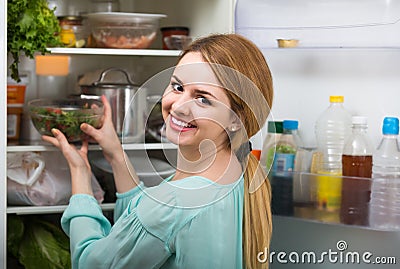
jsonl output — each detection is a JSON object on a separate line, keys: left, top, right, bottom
{"left": 7, "top": 151, "right": 104, "bottom": 205}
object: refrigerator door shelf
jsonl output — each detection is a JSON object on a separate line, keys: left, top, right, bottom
{"left": 235, "top": 0, "right": 400, "bottom": 48}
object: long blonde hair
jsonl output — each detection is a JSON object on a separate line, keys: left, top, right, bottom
{"left": 181, "top": 34, "right": 273, "bottom": 268}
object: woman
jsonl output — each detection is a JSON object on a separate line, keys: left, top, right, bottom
{"left": 44, "top": 34, "right": 273, "bottom": 269}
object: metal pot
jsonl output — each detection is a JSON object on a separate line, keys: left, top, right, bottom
{"left": 79, "top": 68, "right": 147, "bottom": 142}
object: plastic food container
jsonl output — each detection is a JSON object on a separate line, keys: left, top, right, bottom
{"left": 58, "top": 16, "right": 87, "bottom": 48}
{"left": 86, "top": 12, "right": 166, "bottom": 49}
{"left": 28, "top": 98, "right": 104, "bottom": 142}
{"left": 160, "top": 26, "right": 189, "bottom": 49}
{"left": 7, "top": 105, "right": 23, "bottom": 141}
{"left": 164, "top": 35, "right": 193, "bottom": 50}
{"left": 277, "top": 39, "right": 299, "bottom": 48}
{"left": 7, "top": 84, "right": 26, "bottom": 105}
{"left": 7, "top": 84, "right": 26, "bottom": 141}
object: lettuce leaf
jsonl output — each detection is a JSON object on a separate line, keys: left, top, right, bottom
{"left": 7, "top": 0, "right": 63, "bottom": 82}
{"left": 7, "top": 216, "right": 71, "bottom": 269}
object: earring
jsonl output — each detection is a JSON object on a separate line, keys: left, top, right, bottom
{"left": 230, "top": 125, "right": 238, "bottom": 132}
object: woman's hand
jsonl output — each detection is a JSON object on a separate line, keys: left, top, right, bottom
{"left": 42, "top": 129, "right": 94, "bottom": 196}
{"left": 80, "top": 95, "right": 124, "bottom": 166}
{"left": 81, "top": 95, "right": 140, "bottom": 193}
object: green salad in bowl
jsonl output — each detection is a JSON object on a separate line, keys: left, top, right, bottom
{"left": 28, "top": 98, "right": 104, "bottom": 142}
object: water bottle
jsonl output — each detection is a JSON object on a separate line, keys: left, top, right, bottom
{"left": 260, "top": 121, "right": 283, "bottom": 175}
{"left": 340, "top": 116, "right": 373, "bottom": 226}
{"left": 313, "top": 95, "right": 352, "bottom": 222}
{"left": 369, "top": 117, "right": 400, "bottom": 230}
{"left": 271, "top": 120, "right": 302, "bottom": 216}
{"left": 293, "top": 146, "right": 317, "bottom": 218}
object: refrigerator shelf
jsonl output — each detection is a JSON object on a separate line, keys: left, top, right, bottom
{"left": 6, "top": 142, "right": 177, "bottom": 152}
{"left": 270, "top": 171, "right": 400, "bottom": 232}
{"left": 236, "top": 0, "right": 400, "bottom": 48}
{"left": 48, "top": 47, "right": 182, "bottom": 57}
{"left": 6, "top": 203, "right": 116, "bottom": 215}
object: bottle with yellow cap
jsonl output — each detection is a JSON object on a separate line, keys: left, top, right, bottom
{"left": 312, "top": 95, "right": 352, "bottom": 222}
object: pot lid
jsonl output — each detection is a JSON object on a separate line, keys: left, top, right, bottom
{"left": 80, "top": 68, "right": 139, "bottom": 88}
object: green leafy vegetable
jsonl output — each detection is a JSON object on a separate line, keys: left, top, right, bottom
{"left": 7, "top": 0, "right": 63, "bottom": 82}
{"left": 7, "top": 216, "right": 71, "bottom": 269}
{"left": 7, "top": 215, "right": 25, "bottom": 258}
{"left": 31, "top": 106, "right": 102, "bottom": 142}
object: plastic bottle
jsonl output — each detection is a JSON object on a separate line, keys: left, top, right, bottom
{"left": 340, "top": 116, "right": 373, "bottom": 226}
{"left": 270, "top": 120, "right": 302, "bottom": 216}
{"left": 260, "top": 121, "right": 283, "bottom": 175}
{"left": 293, "top": 146, "right": 317, "bottom": 218}
{"left": 313, "top": 96, "right": 352, "bottom": 220}
{"left": 369, "top": 117, "right": 400, "bottom": 230}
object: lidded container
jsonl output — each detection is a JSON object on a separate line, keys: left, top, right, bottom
{"left": 79, "top": 68, "right": 146, "bottom": 143}
{"left": 370, "top": 117, "right": 400, "bottom": 230}
{"left": 270, "top": 120, "right": 302, "bottom": 216}
{"left": 313, "top": 95, "right": 352, "bottom": 174}
{"left": 86, "top": 12, "right": 166, "bottom": 49}
{"left": 160, "top": 26, "right": 190, "bottom": 49}
{"left": 340, "top": 116, "right": 373, "bottom": 226}
{"left": 58, "top": 16, "right": 87, "bottom": 47}
{"left": 312, "top": 95, "right": 352, "bottom": 219}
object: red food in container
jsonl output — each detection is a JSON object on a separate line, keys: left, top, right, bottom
{"left": 160, "top": 26, "right": 189, "bottom": 49}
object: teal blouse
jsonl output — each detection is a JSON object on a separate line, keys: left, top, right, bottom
{"left": 61, "top": 175, "right": 244, "bottom": 269}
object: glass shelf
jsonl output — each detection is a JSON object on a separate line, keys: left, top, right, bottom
{"left": 260, "top": 46, "right": 400, "bottom": 50}
{"left": 48, "top": 47, "right": 182, "bottom": 57}
{"left": 7, "top": 203, "right": 116, "bottom": 215}
{"left": 7, "top": 142, "right": 177, "bottom": 152}
{"left": 270, "top": 171, "right": 400, "bottom": 232}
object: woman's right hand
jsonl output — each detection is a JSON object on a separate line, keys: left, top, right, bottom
{"left": 80, "top": 95, "right": 124, "bottom": 165}
{"left": 81, "top": 95, "right": 140, "bottom": 192}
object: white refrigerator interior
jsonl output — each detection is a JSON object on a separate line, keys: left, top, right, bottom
{"left": 237, "top": 0, "right": 400, "bottom": 149}
{"left": 236, "top": 0, "right": 400, "bottom": 268}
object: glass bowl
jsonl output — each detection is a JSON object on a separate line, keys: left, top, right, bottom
{"left": 87, "top": 12, "right": 166, "bottom": 49}
{"left": 28, "top": 98, "right": 104, "bottom": 142}
{"left": 164, "top": 35, "right": 193, "bottom": 50}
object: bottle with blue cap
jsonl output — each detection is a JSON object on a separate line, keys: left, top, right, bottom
{"left": 270, "top": 120, "right": 302, "bottom": 216}
{"left": 369, "top": 117, "right": 400, "bottom": 230}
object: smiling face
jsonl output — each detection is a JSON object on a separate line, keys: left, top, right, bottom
{"left": 161, "top": 52, "right": 239, "bottom": 153}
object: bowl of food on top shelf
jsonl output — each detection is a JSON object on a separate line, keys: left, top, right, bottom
{"left": 86, "top": 12, "right": 167, "bottom": 49}
{"left": 28, "top": 98, "right": 104, "bottom": 142}
{"left": 164, "top": 35, "right": 193, "bottom": 50}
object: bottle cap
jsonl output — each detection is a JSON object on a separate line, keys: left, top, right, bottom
{"left": 382, "top": 117, "right": 399, "bottom": 135}
{"left": 283, "top": 120, "right": 298, "bottom": 130}
{"left": 352, "top": 116, "right": 368, "bottom": 125}
{"left": 329, "top": 96, "right": 344, "bottom": 103}
{"left": 267, "top": 121, "right": 283, "bottom": 133}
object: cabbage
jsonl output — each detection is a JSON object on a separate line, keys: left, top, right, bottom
{"left": 8, "top": 216, "right": 71, "bottom": 269}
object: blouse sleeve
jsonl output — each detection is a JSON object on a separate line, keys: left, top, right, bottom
{"left": 61, "top": 194, "right": 171, "bottom": 269}
{"left": 114, "top": 182, "right": 145, "bottom": 222}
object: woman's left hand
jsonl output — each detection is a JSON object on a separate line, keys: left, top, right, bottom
{"left": 42, "top": 128, "right": 94, "bottom": 196}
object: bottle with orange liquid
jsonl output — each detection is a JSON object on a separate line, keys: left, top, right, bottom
{"left": 340, "top": 116, "right": 373, "bottom": 226}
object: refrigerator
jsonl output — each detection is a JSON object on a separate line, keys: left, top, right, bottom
{"left": 236, "top": 0, "right": 400, "bottom": 268}
{"left": 2, "top": 0, "right": 400, "bottom": 267}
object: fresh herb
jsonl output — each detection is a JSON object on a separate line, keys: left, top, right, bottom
{"left": 30, "top": 106, "right": 102, "bottom": 142}
{"left": 7, "top": 0, "right": 63, "bottom": 82}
